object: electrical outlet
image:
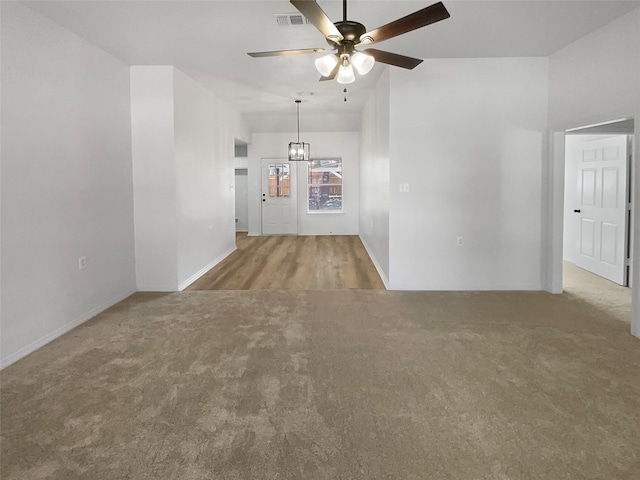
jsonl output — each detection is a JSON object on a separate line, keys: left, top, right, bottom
{"left": 399, "top": 183, "right": 410, "bottom": 193}
{"left": 457, "top": 237, "right": 464, "bottom": 247}
{"left": 78, "top": 256, "right": 87, "bottom": 270}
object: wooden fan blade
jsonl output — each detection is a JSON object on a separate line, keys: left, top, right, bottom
{"left": 291, "top": 0, "right": 343, "bottom": 43}
{"left": 248, "top": 48, "right": 325, "bottom": 58}
{"left": 319, "top": 62, "right": 340, "bottom": 81}
{"left": 365, "top": 49, "right": 423, "bottom": 69}
{"left": 359, "top": 2, "right": 450, "bottom": 45}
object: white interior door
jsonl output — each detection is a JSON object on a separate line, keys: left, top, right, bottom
{"left": 261, "top": 158, "right": 297, "bottom": 235}
{"left": 574, "top": 135, "right": 629, "bottom": 285}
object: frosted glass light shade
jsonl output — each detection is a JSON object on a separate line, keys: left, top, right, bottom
{"left": 315, "top": 54, "right": 339, "bottom": 77}
{"left": 351, "top": 51, "right": 375, "bottom": 75}
{"left": 337, "top": 64, "right": 355, "bottom": 84}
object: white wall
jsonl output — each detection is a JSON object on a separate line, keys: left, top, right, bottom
{"left": 130, "top": 66, "right": 178, "bottom": 291}
{"left": 174, "top": 68, "right": 237, "bottom": 289}
{"left": 546, "top": 6, "right": 640, "bottom": 337}
{"left": 247, "top": 112, "right": 361, "bottom": 134}
{"left": 248, "top": 132, "right": 360, "bottom": 236}
{"left": 388, "top": 58, "right": 549, "bottom": 290}
{"left": 359, "top": 69, "right": 391, "bottom": 285}
{"left": 130, "top": 67, "right": 245, "bottom": 291}
{"left": 548, "top": 8, "right": 640, "bottom": 130}
{"left": 1, "top": 3, "right": 136, "bottom": 368}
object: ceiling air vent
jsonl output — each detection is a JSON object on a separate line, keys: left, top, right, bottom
{"left": 273, "top": 13, "right": 310, "bottom": 26}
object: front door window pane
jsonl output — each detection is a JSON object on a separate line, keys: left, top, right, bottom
{"left": 268, "top": 163, "right": 291, "bottom": 198}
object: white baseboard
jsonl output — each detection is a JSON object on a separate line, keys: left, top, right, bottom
{"left": 178, "top": 247, "right": 236, "bottom": 291}
{"left": 247, "top": 232, "right": 260, "bottom": 237}
{"left": 298, "top": 232, "right": 360, "bottom": 236}
{"left": 390, "top": 282, "right": 544, "bottom": 291}
{"left": 135, "top": 285, "right": 176, "bottom": 292}
{"left": 359, "top": 236, "right": 389, "bottom": 289}
{"left": 1, "top": 288, "right": 136, "bottom": 370}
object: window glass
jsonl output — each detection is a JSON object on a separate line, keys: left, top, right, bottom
{"left": 308, "top": 158, "right": 342, "bottom": 212}
{"left": 268, "top": 163, "right": 290, "bottom": 198}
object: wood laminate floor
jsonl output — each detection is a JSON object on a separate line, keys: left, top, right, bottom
{"left": 187, "top": 233, "right": 385, "bottom": 290}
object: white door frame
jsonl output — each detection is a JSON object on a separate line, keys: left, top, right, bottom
{"left": 546, "top": 114, "right": 639, "bottom": 339}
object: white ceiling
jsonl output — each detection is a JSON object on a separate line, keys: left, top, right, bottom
{"left": 23, "top": 0, "right": 640, "bottom": 132}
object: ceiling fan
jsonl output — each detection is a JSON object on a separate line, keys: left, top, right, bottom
{"left": 248, "top": 0, "right": 450, "bottom": 84}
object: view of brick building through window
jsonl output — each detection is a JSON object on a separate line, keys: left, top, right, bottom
{"left": 308, "top": 158, "right": 342, "bottom": 212}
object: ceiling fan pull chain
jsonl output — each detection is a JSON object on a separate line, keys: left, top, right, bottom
{"left": 344, "top": 87, "right": 348, "bottom": 102}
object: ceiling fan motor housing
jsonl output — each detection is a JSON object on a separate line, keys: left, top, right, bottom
{"left": 328, "top": 21, "right": 367, "bottom": 47}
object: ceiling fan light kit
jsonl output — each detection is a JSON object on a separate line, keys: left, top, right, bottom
{"left": 289, "top": 100, "right": 310, "bottom": 161}
{"left": 351, "top": 51, "right": 375, "bottom": 75}
{"left": 337, "top": 55, "right": 356, "bottom": 84}
{"left": 248, "top": 0, "right": 451, "bottom": 84}
{"left": 315, "top": 54, "right": 338, "bottom": 77}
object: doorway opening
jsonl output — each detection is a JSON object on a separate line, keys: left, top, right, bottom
{"left": 561, "top": 118, "right": 635, "bottom": 317}
{"left": 234, "top": 138, "right": 249, "bottom": 233}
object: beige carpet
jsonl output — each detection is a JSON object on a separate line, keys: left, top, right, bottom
{"left": 2, "top": 289, "right": 639, "bottom": 479}
{"left": 563, "top": 260, "right": 632, "bottom": 322}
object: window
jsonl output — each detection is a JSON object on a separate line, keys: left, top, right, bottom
{"left": 268, "top": 163, "right": 290, "bottom": 198}
{"left": 308, "top": 158, "right": 342, "bottom": 212}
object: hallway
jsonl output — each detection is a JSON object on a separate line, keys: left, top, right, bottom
{"left": 187, "top": 234, "right": 385, "bottom": 290}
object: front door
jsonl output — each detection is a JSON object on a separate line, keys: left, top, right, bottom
{"left": 261, "top": 158, "right": 297, "bottom": 235}
{"left": 574, "top": 135, "right": 629, "bottom": 285}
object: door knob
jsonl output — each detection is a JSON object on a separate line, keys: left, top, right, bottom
{"left": 574, "top": 209, "right": 581, "bottom": 213}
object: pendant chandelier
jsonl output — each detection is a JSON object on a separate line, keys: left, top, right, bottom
{"left": 288, "top": 100, "right": 310, "bottom": 161}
